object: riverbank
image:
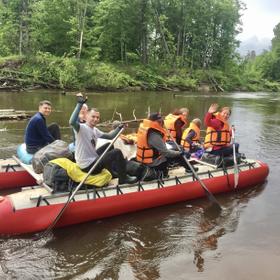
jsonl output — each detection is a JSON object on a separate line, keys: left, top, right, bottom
{"left": 1, "top": 55, "right": 280, "bottom": 93}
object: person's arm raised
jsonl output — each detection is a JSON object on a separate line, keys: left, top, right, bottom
{"left": 204, "top": 103, "right": 220, "bottom": 130}
{"left": 69, "top": 94, "right": 87, "bottom": 132}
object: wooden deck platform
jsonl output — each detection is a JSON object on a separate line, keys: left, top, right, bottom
{"left": 0, "top": 109, "right": 31, "bottom": 120}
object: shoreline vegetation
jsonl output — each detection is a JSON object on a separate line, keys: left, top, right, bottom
{"left": 0, "top": 1, "right": 279, "bottom": 93}
{"left": 0, "top": 55, "right": 279, "bottom": 93}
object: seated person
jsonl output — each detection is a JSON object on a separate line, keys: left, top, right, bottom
{"left": 204, "top": 103, "right": 239, "bottom": 157}
{"left": 136, "top": 112, "right": 197, "bottom": 176}
{"left": 69, "top": 94, "right": 137, "bottom": 185}
{"left": 181, "top": 118, "right": 203, "bottom": 153}
{"left": 164, "top": 108, "right": 189, "bottom": 146}
{"left": 24, "top": 100, "right": 61, "bottom": 154}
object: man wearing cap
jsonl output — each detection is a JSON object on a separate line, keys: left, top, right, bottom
{"left": 136, "top": 112, "right": 194, "bottom": 176}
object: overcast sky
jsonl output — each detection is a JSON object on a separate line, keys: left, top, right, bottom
{"left": 238, "top": 0, "right": 280, "bottom": 41}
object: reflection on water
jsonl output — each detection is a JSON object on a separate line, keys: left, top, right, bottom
{"left": 0, "top": 184, "right": 266, "bottom": 279}
{"left": 0, "top": 90, "right": 279, "bottom": 279}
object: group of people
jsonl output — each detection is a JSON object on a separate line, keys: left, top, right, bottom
{"left": 24, "top": 94, "right": 238, "bottom": 185}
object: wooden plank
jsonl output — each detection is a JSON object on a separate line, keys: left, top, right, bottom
{"left": 0, "top": 109, "right": 15, "bottom": 113}
{"left": 12, "top": 156, "right": 53, "bottom": 193}
{"left": 0, "top": 113, "right": 31, "bottom": 120}
{"left": 191, "top": 158, "right": 218, "bottom": 169}
{"left": 0, "top": 158, "right": 18, "bottom": 165}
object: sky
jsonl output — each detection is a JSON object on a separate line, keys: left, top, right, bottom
{"left": 238, "top": 0, "right": 280, "bottom": 41}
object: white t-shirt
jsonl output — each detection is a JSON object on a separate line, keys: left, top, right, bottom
{"left": 75, "top": 123, "right": 103, "bottom": 169}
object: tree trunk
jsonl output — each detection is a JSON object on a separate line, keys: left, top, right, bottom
{"left": 77, "top": 1, "right": 88, "bottom": 59}
{"left": 181, "top": 25, "right": 186, "bottom": 66}
{"left": 120, "top": 39, "right": 124, "bottom": 63}
{"left": 140, "top": 0, "right": 148, "bottom": 64}
{"left": 19, "top": 0, "right": 29, "bottom": 55}
{"left": 150, "top": 0, "right": 170, "bottom": 57}
{"left": 19, "top": 20, "right": 23, "bottom": 56}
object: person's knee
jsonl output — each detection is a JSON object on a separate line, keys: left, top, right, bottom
{"left": 114, "top": 148, "right": 124, "bottom": 158}
{"left": 48, "top": 123, "right": 61, "bottom": 140}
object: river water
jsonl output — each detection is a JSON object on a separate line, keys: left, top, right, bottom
{"left": 0, "top": 90, "right": 279, "bottom": 279}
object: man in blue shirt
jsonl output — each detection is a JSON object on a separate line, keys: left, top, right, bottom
{"left": 24, "top": 100, "right": 61, "bottom": 154}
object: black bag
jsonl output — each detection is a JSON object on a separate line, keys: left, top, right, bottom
{"left": 221, "top": 154, "right": 242, "bottom": 167}
{"left": 126, "top": 160, "right": 160, "bottom": 181}
{"left": 201, "top": 153, "right": 242, "bottom": 168}
{"left": 43, "top": 162, "right": 71, "bottom": 193}
{"left": 126, "top": 160, "right": 147, "bottom": 180}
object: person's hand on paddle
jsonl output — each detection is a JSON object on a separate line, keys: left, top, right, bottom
{"left": 208, "top": 103, "right": 218, "bottom": 114}
{"left": 118, "top": 123, "right": 128, "bottom": 130}
{"left": 179, "top": 148, "right": 190, "bottom": 158}
{"left": 192, "top": 142, "right": 201, "bottom": 148}
{"left": 76, "top": 92, "right": 87, "bottom": 104}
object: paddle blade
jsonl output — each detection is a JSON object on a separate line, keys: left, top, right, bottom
{"left": 234, "top": 167, "right": 239, "bottom": 189}
{"left": 206, "top": 191, "right": 223, "bottom": 212}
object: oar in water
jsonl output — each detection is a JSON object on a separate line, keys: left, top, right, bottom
{"left": 35, "top": 127, "right": 125, "bottom": 240}
{"left": 232, "top": 125, "right": 239, "bottom": 188}
{"left": 165, "top": 128, "right": 222, "bottom": 212}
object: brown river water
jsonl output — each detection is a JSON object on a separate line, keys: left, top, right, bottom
{"left": 0, "top": 90, "right": 279, "bottom": 279}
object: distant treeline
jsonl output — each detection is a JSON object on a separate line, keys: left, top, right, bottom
{"left": 0, "top": 0, "right": 279, "bottom": 92}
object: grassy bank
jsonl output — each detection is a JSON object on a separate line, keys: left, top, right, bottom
{"left": 0, "top": 54, "right": 279, "bottom": 92}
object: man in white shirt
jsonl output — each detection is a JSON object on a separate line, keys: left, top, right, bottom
{"left": 69, "top": 94, "right": 137, "bottom": 185}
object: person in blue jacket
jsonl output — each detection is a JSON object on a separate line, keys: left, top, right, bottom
{"left": 24, "top": 100, "right": 61, "bottom": 154}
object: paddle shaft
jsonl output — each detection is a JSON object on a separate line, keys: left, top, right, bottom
{"left": 38, "top": 127, "right": 125, "bottom": 238}
{"left": 165, "top": 128, "right": 222, "bottom": 210}
{"left": 231, "top": 126, "right": 239, "bottom": 188}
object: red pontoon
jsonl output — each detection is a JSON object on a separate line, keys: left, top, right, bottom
{"left": 0, "top": 159, "right": 269, "bottom": 236}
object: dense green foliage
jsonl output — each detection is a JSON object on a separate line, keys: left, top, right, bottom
{"left": 240, "top": 23, "right": 280, "bottom": 92}
{"left": 0, "top": 0, "right": 279, "bottom": 92}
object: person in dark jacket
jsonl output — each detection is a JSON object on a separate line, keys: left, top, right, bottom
{"left": 24, "top": 100, "right": 61, "bottom": 154}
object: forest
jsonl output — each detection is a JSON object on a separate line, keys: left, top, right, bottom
{"left": 0, "top": 0, "right": 279, "bottom": 92}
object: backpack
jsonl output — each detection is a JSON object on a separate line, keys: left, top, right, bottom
{"left": 32, "top": 140, "right": 74, "bottom": 174}
{"left": 43, "top": 162, "right": 71, "bottom": 193}
{"left": 126, "top": 160, "right": 162, "bottom": 181}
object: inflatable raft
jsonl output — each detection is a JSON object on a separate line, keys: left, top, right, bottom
{"left": 0, "top": 158, "right": 36, "bottom": 190}
{"left": 0, "top": 159, "right": 269, "bottom": 236}
{"left": 0, "top": 139, "right": 136, "bottom": 191}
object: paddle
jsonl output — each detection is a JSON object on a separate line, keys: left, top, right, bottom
{"left": 231, "top": 125, "right": 239, "bottom": 188}
{"left": 36, "top": 127, "right": 125, "bottom": 239}
{"left": 165, "top": 128, "right": 222, "bottom": 211}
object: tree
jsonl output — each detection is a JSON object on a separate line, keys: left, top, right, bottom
{"left": 272, "top": 23, "right": 280, "bottom": 51}
{"left": 93, "top": 0, "right": 140, "bottom": 62}
{"left": 0, "top": 0, "right": 33, "bottom": 56}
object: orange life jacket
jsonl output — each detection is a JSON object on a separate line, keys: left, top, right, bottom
{"left": 164, "top": 114, "right": 187, "bottom": 139}
{"left": 136, "top": 119, "right": 167, "bottom": 164}
{"left": 181, "top": 122, "right": 201, "bottom": 149}
{"left": 204, "top": 113, "right": 231, "bottom": 149}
